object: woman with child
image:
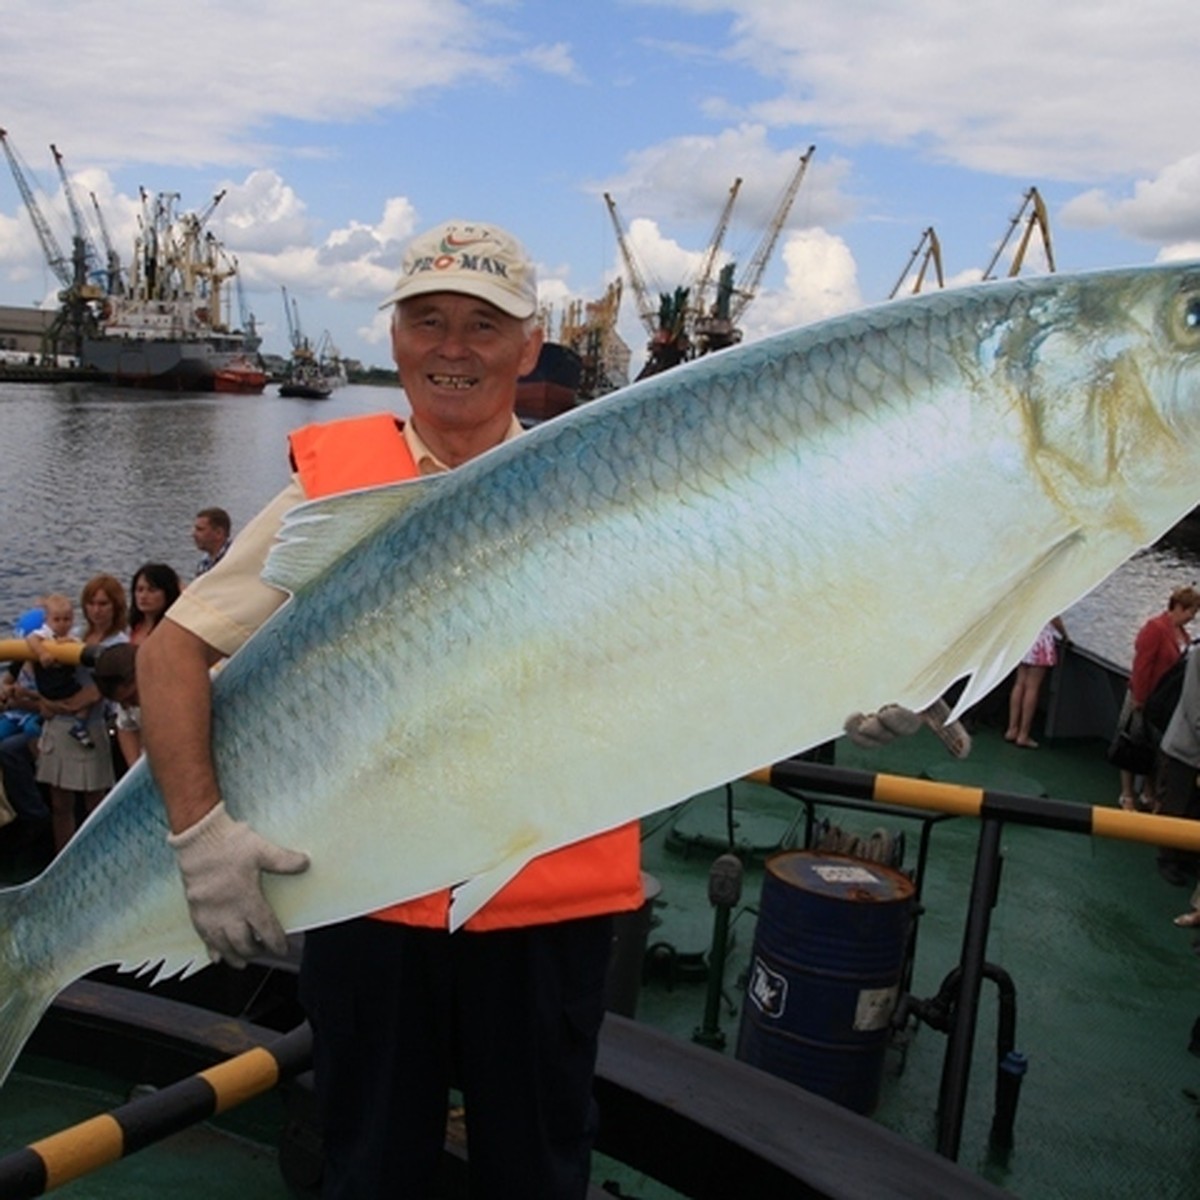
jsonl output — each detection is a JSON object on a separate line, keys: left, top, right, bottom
{"left": 33, "top": 575, "right": 129, "bottom": 850}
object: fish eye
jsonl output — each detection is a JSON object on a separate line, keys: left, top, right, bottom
{"left": 1169, "top": 288, "right": 1200, "bottom": 348}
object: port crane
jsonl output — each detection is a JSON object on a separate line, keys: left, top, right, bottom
{"left": 89, "top": 191, "right": 124, "bottom": 295}
{"left": 605, "top": 145, "right": 817, "bottom": 376}
{"left": 558, "top": 278, "right": 627, "bottom": 398}
{"left": 0, "top": 129, "right": 101, "bottom": 357}
{"left": 888, "top": 226, "right": 945, "bottom": 298}
{"left": 714, "top": 145, "right": 816, "bottom": 329}
{"left": 281, "top": 285, "right": 312, "bottom": 357}
{"left": 982, "top": 187, "right": 1055, "bottom": 280}
{"left": 50, "top": 144, "right": 103, "bottom": 287}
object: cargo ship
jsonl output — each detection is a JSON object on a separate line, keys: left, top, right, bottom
{"left": 81, "top": 191, "right": 255, "bottom": 390}
{"left": 515, "top": 340, "right": 584, "bottom": 422}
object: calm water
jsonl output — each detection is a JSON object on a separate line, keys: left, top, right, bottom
{"left": 0, "top": 378, "right": 1197, "bottom": 671}
{"left": 0, "top": 379, "right": 408, "bottom": 624}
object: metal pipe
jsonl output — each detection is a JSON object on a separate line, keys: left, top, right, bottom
{"left": 693, "top": 853, "right": 743, "bottom": 1051}
{"left": 936, "top": 816, "right": 1004, "bottom": 1160}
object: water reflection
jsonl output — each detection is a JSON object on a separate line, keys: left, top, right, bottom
{"left": 0, "top": 381, "right": 407, "bottom": 622}
{"left": 1064, "top": 536, "right": 1200, "bottom": 670}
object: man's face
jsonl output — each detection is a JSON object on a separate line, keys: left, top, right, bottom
{"left": 391, "top": 293, "right": 542, "bottom": 440}
{"left": 192, "top": 516, "right": 223, "bottom": 553}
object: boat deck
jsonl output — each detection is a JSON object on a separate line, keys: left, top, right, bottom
{"left": 632, "top": 720, "right": 1200, "bottom": 1199}
{"left": 3, "top": 712, "right": 1199, "bottom": 1197}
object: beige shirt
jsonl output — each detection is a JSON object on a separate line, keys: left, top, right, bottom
{"left": 168, "top": 415, "right": 524, "bottom": 658}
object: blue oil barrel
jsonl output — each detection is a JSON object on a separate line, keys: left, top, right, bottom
{"left": 736, "top": 850, "right": 914, "bottom": 1114}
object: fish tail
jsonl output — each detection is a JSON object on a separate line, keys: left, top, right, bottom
{"left": 0, "top": 886, "right": 56, "bottom": 1089}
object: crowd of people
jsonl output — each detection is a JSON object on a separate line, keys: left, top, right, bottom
{"left": 0, "top": 508, "right": 232, "bottom": 859}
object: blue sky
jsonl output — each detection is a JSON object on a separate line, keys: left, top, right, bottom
{"left": 1, "top": 0, "right": 1198, "bottom": 372}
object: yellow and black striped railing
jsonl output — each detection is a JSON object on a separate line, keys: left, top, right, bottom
{"left": 747, "top": 758, "right": 1200, "bottom": 852}
{"left": 0, "top": 1023, "right": 311, "bottom": 1198}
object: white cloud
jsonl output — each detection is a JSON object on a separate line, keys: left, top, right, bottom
{"left": 0, "top": 0, "right": 519, "bottom": 169}
{"left": 656, "top": 0, "right": 1200, "bottom": 181}
{"left": 739, "top": 228, "right": 862, "bottom": 339}
{"left": 212, "top": 171, "right": 315, "bottom": 255}
{"left": 1061, "top": 155, "right": 1200, "bottom": 245}
{"left": 597, "top": 125, "right": 846, "bottom": 230}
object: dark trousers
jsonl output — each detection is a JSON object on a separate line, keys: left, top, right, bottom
{"left": 298, "top": 913, "right": 613, "bottom": 1200}
{"left": 1157, "top": 753, "right": 1200, "bottom": 876}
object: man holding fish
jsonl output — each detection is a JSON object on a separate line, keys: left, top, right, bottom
{"left": 139, "top": 221, "right": 644, "bottom": 1198}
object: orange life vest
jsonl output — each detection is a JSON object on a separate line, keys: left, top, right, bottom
{"left": 288, "top": 413, "right": 644, "bottom": 931}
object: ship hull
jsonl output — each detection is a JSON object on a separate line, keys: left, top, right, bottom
{"left": 82, "top": 338, "right": 244, "bottom": 391}
{"left": 516, "top": 341, "right": 583, "bottom": 422}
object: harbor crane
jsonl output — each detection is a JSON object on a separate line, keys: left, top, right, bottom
{"left": 0, "top": 129, "right": 101, "bottom": 358}
{"left": 50, "top": 144, "right": 102, "bottom": 286}
{"left": 687, "top": 177, "right": 742, "bottom": 333}
{"left": 0, "top": 128, "right": 72, "bottom": 289}
{"left": 89, "top": 191, "right": 124, "bottom": 295}
{"left": 603, "top": 192, "right": 660, "bottom": 339}
{"left": 233, "top": 263, "right": 260, "bottom": 350}
{"left": 722, "top": 145, "right": 815, "bottom": 325}
{"left": 605, "top": 145, "right": 817, "bottom": 377}
{"left": 692, "top": 144, "right": 816, "bottom": 357}
{"left": 982, "top": 187, "right": 1055, "bottom": 280}
{"left": 281, "top": 285, "right": 313, "bottom": 358}
{"left": 558, "top": 278, "right": 627, "bottom": 399}
{"left": 888, "top": 226, "right": 945, "bottom": 298}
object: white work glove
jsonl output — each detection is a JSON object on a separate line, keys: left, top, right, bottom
{"left": 167, "top": 802, "right": 310, "bottom": 968}
{"left": 844, "top": 699, "right": 972, "bottom": 759}
{"left": 844, "top": 704, "right": 924, "bottom": 747}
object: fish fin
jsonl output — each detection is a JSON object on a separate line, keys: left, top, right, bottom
{"left": 263, "top": 477, "right": 444, "bottom": 595}
{"left": 912, "top": 529, "right": 1085, "bottom": 722}
{"left": 446, "top": 854, "right": 537, "bottom": 932}
{"left": 0, "top": 887, "right": 57, "bottom": 1089}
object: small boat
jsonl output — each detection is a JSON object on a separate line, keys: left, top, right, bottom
{"left": 278, "top": 361, "right": 332, "bottom": 400}
{"left": 213, "top": 356, "right": 267, "bottom": 395}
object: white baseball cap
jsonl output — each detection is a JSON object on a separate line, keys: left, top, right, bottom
{"left": 380, "top": 220, "right": 538, "bottom": 319}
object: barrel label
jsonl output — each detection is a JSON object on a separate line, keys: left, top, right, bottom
{"left": 747, "top": 956, "right": 788, "bottom": 1019}
{"left": 813, "top": 864, "right": 878, "bottom": 884}
{"left": 854, "top": 985, "right": 899, "bottom": 1031}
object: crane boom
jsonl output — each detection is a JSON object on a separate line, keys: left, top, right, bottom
{"left": 690, "top": 176, "right": 742, "bottom": 321}
{"left": 982, "top": 187, "right": 1055, "bottom": 280}
{"left": 604, "top": 192, "right": 659, "bottom": 336}
{"left": 89, "top": 191, "right": 124, "bottom": 294}
{"left": 0, "top": 128, "right": 71, "bottom": 287}
{"left": 888, "top": 226, "right": 944, "bottom": 298}
{"left": 50, "top": 143, "right": 101, "bottom": 279}
{"left": 728, "top": 144, "right": 815, "bottom": 322}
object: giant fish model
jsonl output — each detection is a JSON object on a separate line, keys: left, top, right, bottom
{"left": 1, "top": 264, "right": 1200, "bottom": 1086}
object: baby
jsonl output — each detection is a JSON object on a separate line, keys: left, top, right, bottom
{"left": 25, "top": 594, "right": 93, "bottom": 748}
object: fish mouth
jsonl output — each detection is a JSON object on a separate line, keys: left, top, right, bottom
{"left": 429, "top": 374, "right": 477, "bottom": 390}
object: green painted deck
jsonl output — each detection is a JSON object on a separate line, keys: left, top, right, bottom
{"left": 3, "top": 718, "right": 1199, "bottom": 1197}
{"left": 635, "top": 722, "right": 1200, "bottom": 1199}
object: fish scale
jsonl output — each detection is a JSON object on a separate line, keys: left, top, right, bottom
{"left": 2, "top": 263, "right": 1200, "bottom": 1089}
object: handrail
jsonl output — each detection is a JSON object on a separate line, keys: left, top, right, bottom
{"left": 0, "top": 640, "right": 92, "bottom": 667}
{"left": 0, "top": 1023, "right": 311, "bottom": 1198}
{"left": 748, "top": 758, "right": 1200, "bottom": 850}
{"left": 748, "top": 755, "right": 1200, "bottom": 1161}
